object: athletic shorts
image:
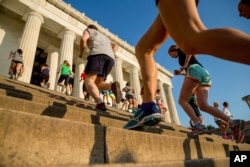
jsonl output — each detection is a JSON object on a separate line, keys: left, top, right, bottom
{"left": 69, "top": 77, "right": 74, "bottom": 85}
{"left": 155, "top": 0, "right": 159, "bottom": 6}
{"left": 186, "top": 64, "right": 212, "bottom": 86}
{"left": 100, "top": 90, "right": 108, "bottom": 95}
{"left": 40, "top": 74, "right": 49, "bottom": 83}
{"left": 126, "top": 94, "right": 134, "bottom": 100}
{"left": 85, "top": 54, "right": 114, "bottom": 79}
{"left": 12, "top": 60, "right": 23, "bottom": 64}
{"left": 109, "top": 94, "right": 115, "bottom": 98}
{"left": 215, "top": 120, "right": 222, "bottom": 126}
{"left": 155, "top": 0, "right": 199, "bottom": 6}
{"left": 58, "top": 74, "right": 70, "bottom": 86}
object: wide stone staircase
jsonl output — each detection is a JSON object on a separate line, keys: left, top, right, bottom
{"left": 0, "top": 75, "right": 250, "bottom": 167}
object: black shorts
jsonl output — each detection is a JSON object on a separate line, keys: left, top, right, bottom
{"left": 58, "top": 74, "right": 70, "bottom": 86}
{"left": 155, "top": 0, "right": 199, "bottom": 6}
{"left": 40, "top": 74, "right": 49, "bottom": 83}
{"left": 12, "top": 60, "right": 23, "bottom": 64}
{"left": 85, "top": 54, "right": 114, "bottom": 79}
{"left": 155, "top": 0, "right": 159, "bottom": 6}
{"left": 215, "top": 120, "right": 222, "bottom": 126}
{"left": 126, "top": 94, "right": 134, "bottom": 100}
{"left": 69, "top": 77, "right": 74, "bottom": 85}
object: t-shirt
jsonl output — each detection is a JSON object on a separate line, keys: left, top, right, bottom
{"left": 123, "top": 85, "right": 132, "bottom": 96}
{"left": 222, "top": 108, "right": 233, "bottom": 118}
{"left": 11, "top": 51, "right": 23, "bottom": 63}
{"left": 42, "top": 67, "right": 49, "bottom": 75}
{"left": 60, "top": 64, "right": 71, "bottom": 75}
{"left": 80, "top": 72, "right": 86, "bottom": 80}
{"left": 86, "top": 28, "right": 115, "bottom": 59}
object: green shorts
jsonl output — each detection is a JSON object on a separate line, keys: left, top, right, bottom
{"left": 186, "top": 64, "right": 212, "bottom": 86}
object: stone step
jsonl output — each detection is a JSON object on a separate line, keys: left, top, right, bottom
{"left": 0, "top": 94, "right": 236, "bottom": 145}
{"left": 34, "top": 158, "right": 231, "bottom": 167}
{"left": 0, "top": 76, "right": 248, "bottom": 144}
{"left": 2, "top": 108, "right": 248, "bottom": 167}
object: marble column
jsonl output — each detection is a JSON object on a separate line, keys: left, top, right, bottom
{"left": 129, "top": 66, "right": 141, "bottom": 103}
{"left": 73, "top": 61, "right": 85, "bottom": 98}
{"left": 18, "top": 11, "right": 44, "bottom": 83}
{"left": 113, "top": 56, "right": 124, "bottom": 85}
{"left": 46, "top": 46, "right": 59, "bottom": 90}
{"left": 56, "top": 30, "right": 75, "bottom": 91}
{"left": 166, "top": 85, "right": 180, "bottom": 125}
{"left": 157, "top": 80, "right": 171, "bottom": 123}
{"left": 58, "top": 30, "right": 76, "bottom": 68}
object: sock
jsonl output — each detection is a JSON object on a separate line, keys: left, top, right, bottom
{"left": 140, "top": 102, "right": 155, "bottom": 109}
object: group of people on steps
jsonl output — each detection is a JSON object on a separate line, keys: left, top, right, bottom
{"left": 7, "top": 0, "right": 250, "bottom": 144}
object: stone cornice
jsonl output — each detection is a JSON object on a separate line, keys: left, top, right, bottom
{"left": 47, "top": 0, "right": 135, "bottom": 55}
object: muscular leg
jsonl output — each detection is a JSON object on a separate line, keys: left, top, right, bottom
{"left": 135, "top": 15, "right": 170, "bottom": 103}
{"left": 9, "top": 63, "right": 16, "bottom": 76}
{"left": 195, "top": 86, "right": 231, "bottom": 122}
{"left": 178, "top": 77, "right": 200, "bottom": 123}
{"left": 95, "top": 77, "right": 112, "bottom": 90}
{"left": 15, "top": 63, "right": 23, "bottom": 76}
{"left": 85, "top": 73, "right": 102, "bottom": 103}
{"left": 158, "top": 0, "right": 250, "bottom": 65}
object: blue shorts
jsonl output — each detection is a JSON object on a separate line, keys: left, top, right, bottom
{"left": 186, "top": 64, "right": 212, "bottom": 86}
{"left": 85, "top": 54, "right": 114, "bottom": 79}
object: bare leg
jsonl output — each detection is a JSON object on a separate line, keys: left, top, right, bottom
{"left": 195, "top": 86, "right": 231, "bottom": 122}
{"left": 9, "top": 63, "right": 16, "bottom": 76}
{"left": 135, "top": 15, "right": 170, "bottom": 103}
{"left": 95, "top": 77, "right": 112, "bottom": 90}
{"left": 178, "top": 78, "right": 200, "bottom": 123}
{"left": 158, "top": 0, "right": 250, "bottom": 65}
{"left": 15, "top": 63, "right": 23, "bottom": 76}
{"left": 85, "top": 73, "right": 103, "bottom": 103}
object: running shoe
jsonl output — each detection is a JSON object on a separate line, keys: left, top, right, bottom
{"left": 95, "top": 102, "right": 107, "bottom": 111}
{"left": 190, "top": 125, "right": 207, "bottom": 135}
{"left": 232, "top": 119, "right": 245, "bottom": 144}
{"left": 111, "top": 81, "right": 122, "bottom": 103}
{"left": 123, "top": 103, "right": 162, "bottom": 130}
{"left": 222, "top": 134, "right": 231, "bottom": 140}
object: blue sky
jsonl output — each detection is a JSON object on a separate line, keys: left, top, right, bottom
{"left": 64, "top": 0, "right": 250, "bottom": 127}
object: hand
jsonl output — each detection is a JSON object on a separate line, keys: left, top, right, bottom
{"left": 180, "top": 66, "right": 187, "bottom": 71}
{"left": 174, "top": 70, "right": 181, "bottom": 75}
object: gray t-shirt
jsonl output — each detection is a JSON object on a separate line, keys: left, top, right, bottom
{"left": 86, "top": 28, "right": 115, "bottom": 59}
{"left": 10, "top": 51, "right": 23, "bottom": 63}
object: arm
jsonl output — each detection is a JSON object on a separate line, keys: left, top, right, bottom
{"left": 7, "top": 51, "right": 13, "bottom": 60}
{"left": 79, "top": 30, "right": 90, "bottom": 58}
{"left": 57, "top": 64, "right": 62, "bottom": 74}
{"left": 7, "top": 54, "right": 12, "bottom": 60}
{"left": 181, "top": 54, "right": 192, "bottom": 70}
{"left": 110, "top": 41, "right": 119, "bottom": 54}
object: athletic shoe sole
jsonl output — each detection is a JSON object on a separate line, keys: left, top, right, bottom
{"left": 191, "top": 128, "right": 208, "bottom": 136}
{"left": 125, "top": 113, "right": 162, "bottom": 130}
